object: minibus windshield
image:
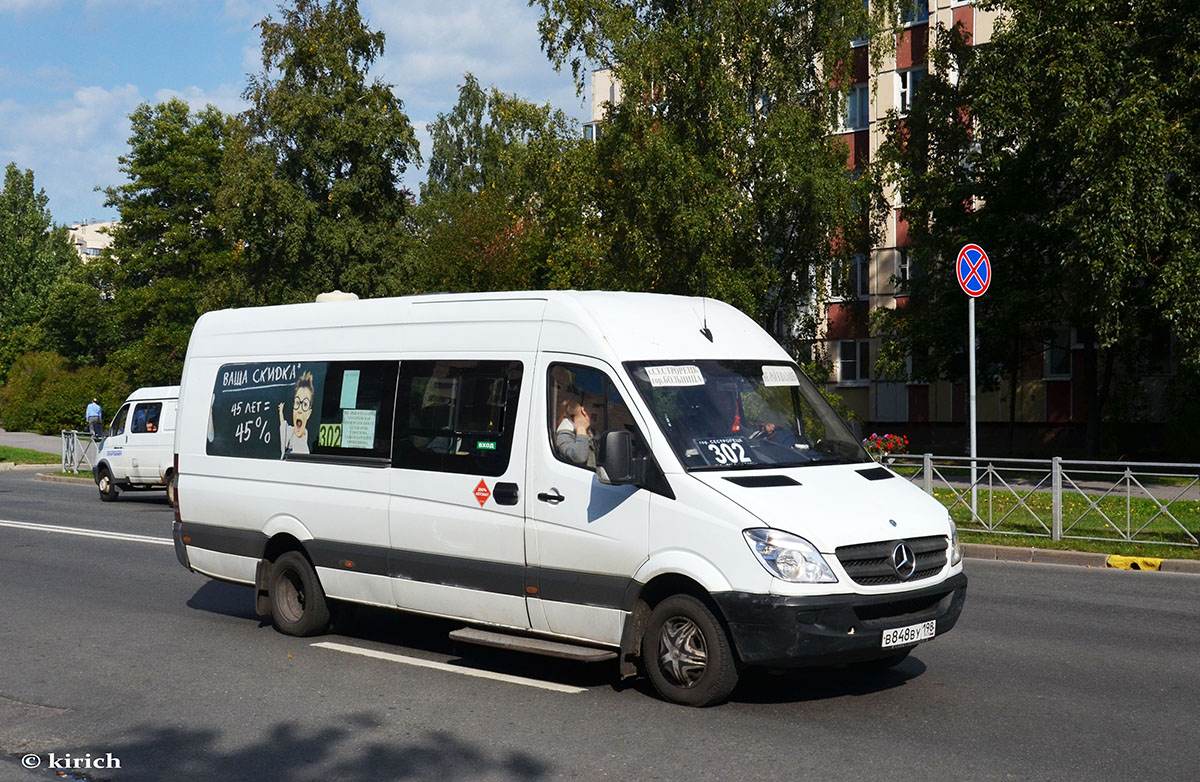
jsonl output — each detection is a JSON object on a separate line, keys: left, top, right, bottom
{"left": 625, "top": 360, "right": 870, "bottom": 471}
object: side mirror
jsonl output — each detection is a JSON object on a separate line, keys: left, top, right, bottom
{"left": 847, "top": 419, "right": 863, "bottom": 441}
{"left": 596, "top": 429, "right": 634, "bottom": 485}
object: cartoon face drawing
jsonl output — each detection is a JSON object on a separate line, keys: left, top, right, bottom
{"left": 292, "top": 373, "right": 315, "bottom": 439}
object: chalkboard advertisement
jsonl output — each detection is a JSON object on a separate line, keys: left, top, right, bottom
{"left": 208, "top": 362, "right": 328, "bottom": 459}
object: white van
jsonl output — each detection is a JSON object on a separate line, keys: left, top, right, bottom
{"left": 95, "top": 386, "right": 180, "bottom": 503}
{"left": 172, "top": 291, "right": 966, "bottom": 706}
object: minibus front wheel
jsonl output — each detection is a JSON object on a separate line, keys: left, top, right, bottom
{"left": 96, "top": 466, "right": 119, "bottom": 503}
{"left": 269, "top": 551, "right": 331, "bottom": 637}
{"left": 642, "top": 594, "right": 739, "bottom": 707}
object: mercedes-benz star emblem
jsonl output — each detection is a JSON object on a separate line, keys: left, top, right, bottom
{"left": 891, "top": 542, "right": 916, "bottom": 580}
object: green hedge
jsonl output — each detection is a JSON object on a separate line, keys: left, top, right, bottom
{"left": 0, "top": 351, "right": 130, "bottom": 435}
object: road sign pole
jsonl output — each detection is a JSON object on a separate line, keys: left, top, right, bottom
{"left": 956, "top": 242, "right": 990, "bottom": 523}
{"left": 968, "top": 296, "right": 977, "bottom": 521}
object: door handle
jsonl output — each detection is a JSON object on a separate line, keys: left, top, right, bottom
{"left": 537, "top": 489, "right": 565, "bottom": 504}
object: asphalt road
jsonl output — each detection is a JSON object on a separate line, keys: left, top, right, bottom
{"left": 1, "top": 470, "right": 1197, "bottom": 781}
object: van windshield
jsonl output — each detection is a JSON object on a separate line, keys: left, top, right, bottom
{"left": 625, "top": 360, "right": 870, "bottom": 470}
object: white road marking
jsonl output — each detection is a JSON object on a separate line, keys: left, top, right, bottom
{"left": 312, "top": 640, "right": 587, "bottom": 694}
{"left": 0, "top": 518, "right": 172, "bottom": 546}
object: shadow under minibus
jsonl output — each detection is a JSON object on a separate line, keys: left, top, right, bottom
{"left": 185, "top": 581, "right": 925, "bottom": 703}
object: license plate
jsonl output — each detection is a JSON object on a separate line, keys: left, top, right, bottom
{"left": 881, "top": 620, "right": 936, "bottom": 648}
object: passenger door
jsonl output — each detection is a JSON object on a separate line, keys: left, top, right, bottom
{"left": 102, "top": 403, "right": 132, "bottom": 479}
{"left": 525, "top": 357, "right": 652, "bottom": 645}
{"left": 128, "top": 401, "right": 165, "bottom": 483}
{"left": 387, "top": 357, "right": 533, "bottom": 630}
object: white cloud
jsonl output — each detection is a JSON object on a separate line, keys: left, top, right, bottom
{"left": 0, "top": 0, "right": 55, "bottom": 12}
{"left": 362, "top": 0, "right": 587, "bottom": 188}
{"left": 153, "top": 83, "right": 248, "bottom": 117}
{"left": 0, "top": 84, "right": 143, "bottom": 223}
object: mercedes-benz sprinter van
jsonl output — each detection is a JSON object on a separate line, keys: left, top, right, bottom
{"left": 172, "top": 291, "right": 966, "bottom": 706}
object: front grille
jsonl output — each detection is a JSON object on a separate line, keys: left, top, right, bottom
{"left": 835, "top": 535, "right": 948, "bottom": 586}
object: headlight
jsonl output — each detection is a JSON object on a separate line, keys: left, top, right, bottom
{"left": 743, "top": 529, "right": 837, "bottom": 583}
{"left": 949, "top": 520, "right": 963, "bottom": 566}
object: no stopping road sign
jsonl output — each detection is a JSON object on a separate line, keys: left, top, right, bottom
{"left": 956, "top": 244, "right": 991, "bottom": 297}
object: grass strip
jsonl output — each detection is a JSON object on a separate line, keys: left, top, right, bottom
{"left": 0, "top": 446, "right": 60, "bottom": 464}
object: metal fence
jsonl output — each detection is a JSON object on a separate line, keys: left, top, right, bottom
{"left": 888, "top": 454, "right": 1200, "bottom": 549}
{"left": 61, "top": 430, "right": 98, "bottom": 474}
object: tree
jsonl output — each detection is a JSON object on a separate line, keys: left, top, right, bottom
{"left": 219, "top": 0, "right": 421, "bottom": 304}
{"left": 416, "top": 73, "right": 599, "bottom": 292}
{"left": 0, "top": 163, "right": 79, "bottom": 378}
{"left": 876, "top": 0, "right": 1200, "bottom": 455}
{"left": 91, "top": 99, "right": 234, "bottom": 387}
{"left": 532, "top": 0, "right": 899, "bottom": 348}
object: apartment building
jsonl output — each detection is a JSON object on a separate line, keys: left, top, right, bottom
{"left": 68, "top": 219, "right": 117, "bottom": 263}
{"left": 831, "top": 1, "right": 1003, "bottom": 450}
{"left": 581, "top": 2, "right": 1174, "bottom": 455}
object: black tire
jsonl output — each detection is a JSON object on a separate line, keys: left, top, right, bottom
{"left": 96, "top": 467, "right": 119, "bottom": 502}
{"left": 166, "top": 471, "right": 178, "bottom": 508}
{"left": 269, "top": 551, "right": 331, "bottom": 637}
{"left": 641, "top": 594, "right": 739, "bottom": 707}
{"left": 852, "top": 648, "right": 912, "bottom": 672}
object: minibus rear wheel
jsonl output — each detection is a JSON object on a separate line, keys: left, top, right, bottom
{"left": 642, "top": 594, "right": 739, "bottom": 707}
{"left": 269, "top": 551, "right": 331, "bottom": 637}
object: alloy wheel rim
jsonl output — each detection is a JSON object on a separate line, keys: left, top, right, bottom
{"left": 279, "top": 571, "right": 306, "bottom": 623}
{"left": 657, "top": 616, "right": 708, "bottom": 688}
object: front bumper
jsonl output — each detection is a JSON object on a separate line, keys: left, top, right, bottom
{"left": 713, "top": 571, "right": 967, "bottom": 668}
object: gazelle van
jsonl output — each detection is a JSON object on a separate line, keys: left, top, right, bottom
{"left": 172, "top": 291, "right": 966, "bottom": 706}
{"left": 94, "top": 385, "right": 179, "bottom": 503}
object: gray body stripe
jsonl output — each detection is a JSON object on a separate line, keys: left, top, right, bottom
{"left": 181, "top": 523, "right": 634, "bottom": 611}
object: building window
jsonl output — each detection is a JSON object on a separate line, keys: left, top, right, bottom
{"left": 895, "top": 248, "right": 911, "bottom": 292}
{"left": 900, "top": 1, "right": 929, "bottom": 26}
{"left": 839, "top": 340, "right": 871, "bottom": 384}
{"left": 832, "top": 255, "right": 870, "bottom": 300}
{"left": 898, "top": 67, "right": 926, "bottom": 115}
{"left": 851, "top": 0, "right": 870, "bottom": 47}
{"left": 1044, "top": 329, "right": 1073, "bottom": 378}
{"left": 842, "top": 83, "right": 869, "bottom": 131}
{"left": 583, "top": 122, "right": 600, "bottom": 142}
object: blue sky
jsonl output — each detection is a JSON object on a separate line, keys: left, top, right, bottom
{"left": 0, "top": 0, "right": 591, "bottom": 225}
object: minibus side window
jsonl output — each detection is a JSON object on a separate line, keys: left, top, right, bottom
{"left": 109, "top": 404, "right": 130, "bottom": 437}
{"left": 547, "top": 363, "right": 644, "bottom": 471}
{"left": 207, "top": 360, "right": 396, "bottom": 461}
{"left": 130, "top": 403, "right": 162, "bottom": 434}
{"left": 392, "top": 360, "right": 523, "bottom": 477}
{"left": 310, "top": 361, "right": 398, "bottom": 460}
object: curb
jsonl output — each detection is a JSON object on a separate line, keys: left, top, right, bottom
{"left": 964, "top": 543, "right": 1200, "bottom": 574}
{"left": 1, "top": 462, "right": 61, "bottom": 472}
{"left": 33, "top": 472, "right": 94, "bottom": 485}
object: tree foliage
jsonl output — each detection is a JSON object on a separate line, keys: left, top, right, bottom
{"left": 0, "top": 351, "right": 129, "bottom": 435}
{"left": 417, "top": 73, "right": 598, "bottom": 292}
{"left": 532, "top": 0, "right": 897, "bottom": 347}
{"left": 219, "top": 0, "right": 422, "bottom": 303}
{"left": 0, "top": 163, "right": 79, "bottom": 378}
{"left": 875, "top": 0, "right": 1200, "bottom": 452}
{"left": 94, "top": 99, "right": 234, "bottom": 387}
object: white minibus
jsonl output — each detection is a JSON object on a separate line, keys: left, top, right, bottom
{"left": 172, "top": 291, "right": 966, "bottom": 706}
{"left": 95, "top": 385, "right": 179, "bottom": 504}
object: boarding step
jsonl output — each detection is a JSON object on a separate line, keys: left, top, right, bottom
{"left": 449, "top": 627, "right": 618, "bottom": 663}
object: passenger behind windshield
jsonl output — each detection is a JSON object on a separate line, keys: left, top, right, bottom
{"left": 625, "top": 360, "right": 869, "bottom": 471}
